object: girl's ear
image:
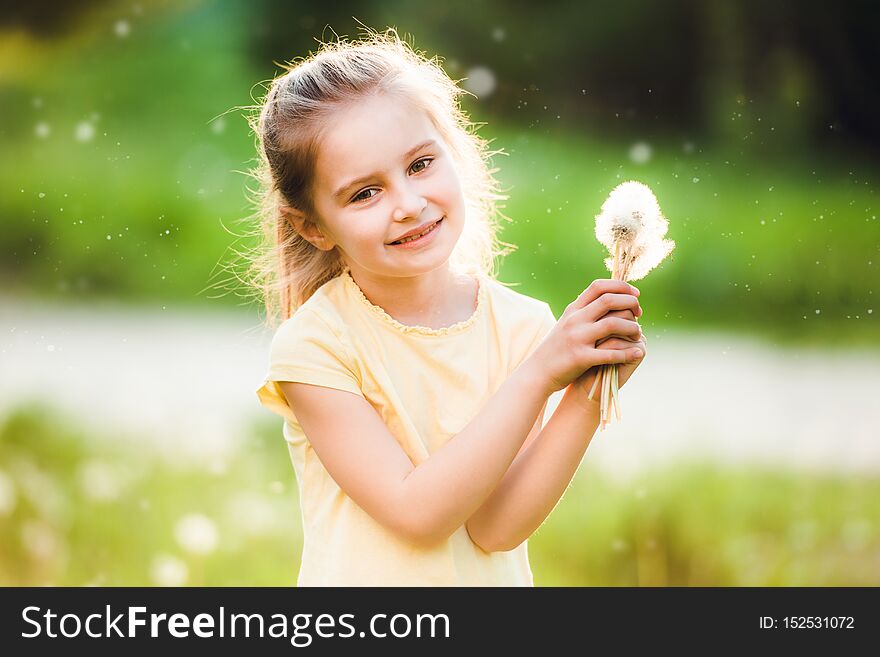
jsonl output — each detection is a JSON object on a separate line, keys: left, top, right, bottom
{"left": 280, "top": 205, "right": 337, "bottom": 251}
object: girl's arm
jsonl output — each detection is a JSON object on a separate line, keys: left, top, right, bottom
{"left": 464, "top": 332, "right": 647, "bottom": 553}
{"left": 280, "top": 279, "right": 641, "bottom": 549}
{"left": 463, "top": 384, "right": 602, "bottom": 552}
{"left": 280, "top": 359, "right": 549, "bottom": 548}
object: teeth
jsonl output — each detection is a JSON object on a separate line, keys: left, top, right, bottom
{"left": 394, "top": 221, "right": 437, "bottom": 244}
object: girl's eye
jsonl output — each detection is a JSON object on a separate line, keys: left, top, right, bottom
{"left": 351, "top": 188, "right": 378, "bottom": 203}
{"left": 349, "top": 158, "right": 433, "bottom": 204}
{"left": 410, "top": 157, "right": 433, "bottom": 174}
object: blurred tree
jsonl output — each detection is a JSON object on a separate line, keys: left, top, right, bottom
{"left": 0, "top": 0, "right": 110, "bottom": 37}
{"left": 245, "top": 0, "right": 375, "bottom": 73}
{"left": 239, "top": 0, "right": 879, "bottom": 155}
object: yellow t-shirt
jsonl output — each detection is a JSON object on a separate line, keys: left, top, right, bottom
{"left": 256, "top": 268, "right": 556, "bottom": 586}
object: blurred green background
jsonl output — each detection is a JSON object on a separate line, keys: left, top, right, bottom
{"left": 1, "top": 0, "right": 878, "bottom": 586}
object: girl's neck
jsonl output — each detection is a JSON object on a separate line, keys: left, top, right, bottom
{"left": 346, "top": 264, "right": 478, "bottom": 330}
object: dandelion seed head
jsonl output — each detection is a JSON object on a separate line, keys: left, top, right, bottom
{"left": 75, "top": 121, "right": 95, "bottom": 142}
{"left": 114, "top": 20, "right": 130, "bottom": 38}
{"left": 625, "top": 236, "right": 676, "bottom": 281}
{"left": 78, "top": 460, "right": 123, "bottom": 502}
{"left": 595, "top": 181, "right": 655, "bottom": 248}
{"left": 174, "top": 513, "right": 218, "bottom": 556}
{"left": 629, "top": 142, "right": 652, "bottom": 164}
{"left": 462, "top": 66, "right": 496, "bottom": 98}
{"left": 594, "top": 180, "right": 675, "bottom": 281}
{"left": 150, "top": 554, "right": 189, "bottom": 586}
{"left": 21, "top": 520, "right": 58, "bottom": 560}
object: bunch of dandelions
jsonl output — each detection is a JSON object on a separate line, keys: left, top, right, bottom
{"left": 589, "top": 181, "right": 675, "bottom": 430}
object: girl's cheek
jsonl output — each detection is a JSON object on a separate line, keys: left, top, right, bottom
{"left": 451, "top": 171, "right": 466, "bottom": 206}
{"left": 434, "top": 171, "right": 463, "bottom": 208}
{"left": 355, "top": 226, "right": 379, "bottom": 245}
{"left": 362, "top": 223, "right": 387, "bottom": 248}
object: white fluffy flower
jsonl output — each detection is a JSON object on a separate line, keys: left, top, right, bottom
{"left": 150, "top": 554, "right": 189, "bottom": 586}
{"left": 595, "top": 181, "right": 656, "bottom": 248}
{"left": 78, "top": 460, "right": 122, "bottom": 502}
{"left": 626, "top": 229, "right": 676, "bottom": 281}
{"left": 174, "top": 513, "right": 218, "bottom": 556}
{"left": 594, "top": 180, "right": 675, "bottom": 281}
{"left": 21, "top": 520, "right": 58, "bottom": 560}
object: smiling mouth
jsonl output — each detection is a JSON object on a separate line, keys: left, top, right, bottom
{"left": 388, "top": 218, "right": 443, "bottom": 245}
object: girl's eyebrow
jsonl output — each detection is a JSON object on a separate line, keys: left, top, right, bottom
{"left": 332, "top": 139, "right": 437, "bottom": 201}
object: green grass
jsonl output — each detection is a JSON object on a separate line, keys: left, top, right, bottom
{"left": 1, "top": 404, "right": 877, "bottom": 586}
{"left": 0, "top": 405, "right": 302, "bottom": 586}
{"left": 530, "top": 462, "right": 880, "bottom": 586}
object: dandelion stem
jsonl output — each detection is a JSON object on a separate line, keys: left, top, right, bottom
{"left": 587, "top": 366, "right": 601, "bottom": 400}
{"left": 602, "top": 357, "right": 612, "bottom": 428}
{"left": 597, "top": 238, "right": 624, "bottom": 428}
{"left": 612, "top": 240, "right": 620, "bottom": 279}
{"left": 612, "top": 365, "right": 621, "bottom": 420}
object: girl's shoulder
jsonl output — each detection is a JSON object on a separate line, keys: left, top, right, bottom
{"left": 274, "top": 274, "right": 350, "bottom": 341}
{"left": 482, "top": 278, "right": 557, "bottom": 362}
{"left": 483, "top": 277, "right": 555, "bottom": 325}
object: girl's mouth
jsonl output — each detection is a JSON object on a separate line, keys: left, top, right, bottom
{"left": 388, "top": 218, "right": 443, "bottom": 247}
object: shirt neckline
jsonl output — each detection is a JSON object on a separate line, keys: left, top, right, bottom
{"left": 341, "top": 267, "right": 486, "bottom": 337}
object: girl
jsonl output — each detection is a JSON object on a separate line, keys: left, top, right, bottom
{"left": 253, "top": 29, "right": 647, "bottom": 586}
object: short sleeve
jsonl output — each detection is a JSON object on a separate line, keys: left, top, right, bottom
{"left": 256, "top": 309, "right": 364, "bottom": 425}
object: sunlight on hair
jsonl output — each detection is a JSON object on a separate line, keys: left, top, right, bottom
{"left": 206, "top": 26, "right": 516, "bottom": 327}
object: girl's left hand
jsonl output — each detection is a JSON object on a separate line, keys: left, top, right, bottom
{"left": 571, "top": 307, "right": 647, "bottom": 396}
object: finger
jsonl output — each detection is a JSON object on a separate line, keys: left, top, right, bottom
{"left": 588, "top": 316, "right": 642, "bottom": 342}
{"left": 595, "top": 334, "right": 646, "bottom": 353}
{"left": 595, "top": 336, "right": 639, "bottom": 350}
{"left": 594, "top": 338, "right": 642, "bottom": 354}
{"left": 565, "top": 279, "right": 639, "bottom": 315}
{"left": 595, "top": 327, "right": 638, "bottom": 346}
{"left": 591, "top": 346, "right": 644, "bottom": 364}
{"left": 601, "top": 308, "right": 637, "bottom": 322}
{"left": 580, "top": 292, "right": 641, "bottom": 323}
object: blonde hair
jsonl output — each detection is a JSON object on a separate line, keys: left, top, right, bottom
{"left": 238, "top": 27, "right": 515, "bottom": 327}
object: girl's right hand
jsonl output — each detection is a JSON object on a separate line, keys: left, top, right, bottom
{"left": 526, "top": 279, "right": 644, "bottom": 396}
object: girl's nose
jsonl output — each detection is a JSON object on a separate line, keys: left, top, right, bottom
{"left": 391, "top": 184, "right": 428, "bottom": 222}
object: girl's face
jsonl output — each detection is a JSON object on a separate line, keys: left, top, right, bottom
{"left": 299, "top": 93, "right": 466, "bottom": 279}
